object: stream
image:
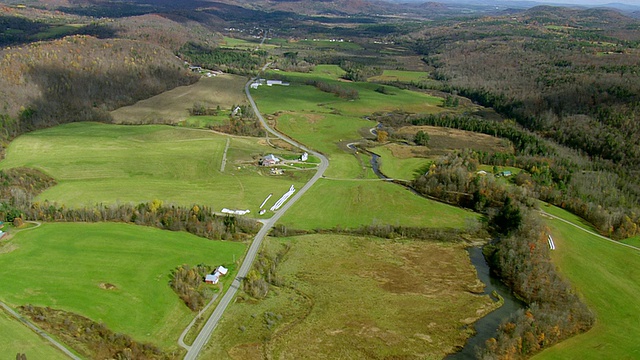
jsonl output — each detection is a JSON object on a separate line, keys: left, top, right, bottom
{"left": 369, "top": 153, "right": 526, "bottom": 359}
{"left": 446, "top": 247, "right": 525, "bottom": 359}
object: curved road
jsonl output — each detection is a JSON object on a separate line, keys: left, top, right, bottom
{"left": 183, "top": 66, "right": 329, "bottom": 360}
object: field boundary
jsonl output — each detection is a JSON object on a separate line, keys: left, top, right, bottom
{"left": 540, "top": 209, "right": 640, "bottom": 253}
{"left": 0, "top": 301, "right": 81, "bottom": 360}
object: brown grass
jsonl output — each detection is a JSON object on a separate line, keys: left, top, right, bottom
{"left": 397, "top": 125, "right": 514, "bottom": 156}
{"left": 111, "top": 74, "right": 248, "bottom": 124}
{"left": 204, "top": 235, "right": 498, "bottom": 359}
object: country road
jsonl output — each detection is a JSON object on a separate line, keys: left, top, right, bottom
{"left": 540, "top": 209, "right": 640, "bottom": 253}
{"left": 183, "top": 64, "right": 329, "bottom": 359}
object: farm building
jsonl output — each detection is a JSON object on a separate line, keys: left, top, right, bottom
{"left": 300, "top": 152, "right": 309, "bottom": 161}
{"left": 262, "top": 154, "right": 280, "bottom": 166}
{"left": 205, "top": 266, "right": 229, "bottom": 284}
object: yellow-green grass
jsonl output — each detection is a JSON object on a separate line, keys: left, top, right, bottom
{"left": 278, "top": 179, "right": 479, "bottom": 230}
{"left": 533, "top": 205, "right": 640, "bottom": 360}
{"left": 477, "top": 165, "right": 523, "bottom": 175}
{"left": 111, "top": 75, "right": 248, "bottom": 124}
{"left": 258, "top": 69, "right": 444, "bottom": 118}
{"left": 296, "top": 39, "right": 363, "bottom": 51}
{"left": 0, "top": 222, "right": 246, "bottom": 349}
{"left": 203, "top": 235, "right": 497, "bottom": 359}
{"left": 368, "top": 69, "right": 431, "bottom": 83}
{"left": 372, "top": 145, "right": 430, "bottom": 181}
{"left": 0, "top": 310, "right": 69, "bottom": 360}
{"left": 221, "top": 36, "right": 278, "bottom": 49}
{"left": 182, "top": 114, "right": 229, "bottom": 128}
{"left": 0, "top": 122, "right": 310, "bottom": 213}
{"left": 623, "top": 235, "right": 640, "bottom": 247}
{"left": 33, "top": 24, "right": 83, "bottom": 40}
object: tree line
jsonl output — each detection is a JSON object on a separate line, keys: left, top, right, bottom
{"left": 411, "top": 150, "right": 595, "bottom": 359}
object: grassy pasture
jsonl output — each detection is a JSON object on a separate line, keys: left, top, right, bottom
{"left": 372, "top": 144, "right": 430, "bottom": 181}
{"left": 0, "top": 122, "right": 310, "bottom": 213}
{"left": 0, "top": 310, "right": 69, "bottom": 360}
{"left": 203, "top": 235, "right": 497, "bottom": 359}
{"left": 368, "top": 69, "right": 431, "bottom": 83}
{"left": 111, "top": 75, "right": 248, "bottom": 124}
{"left": 0, "top": 222, "right": 246, "bottom": 349}
{"left": 533, "top": 205, "right": 640, "bottom": 360}
{"left": 296, "top": 39, "right": 363, "bottom": 51}
{"left": 278, "top": 179, "right": 479, "bottom": 230}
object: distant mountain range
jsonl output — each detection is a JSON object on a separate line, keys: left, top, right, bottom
{"left": 391, "top": 0, "right": 640, "bottom": 12}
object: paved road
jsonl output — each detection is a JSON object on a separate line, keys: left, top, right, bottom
{"left": 183, "top": 65, "right": 329, "bottom": 360}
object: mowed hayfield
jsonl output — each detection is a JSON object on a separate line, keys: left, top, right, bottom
{"left": 372, "top": 144, "right": 430, "bottom": 181}
{"left": 0, "top": 311, "right": 69, "bottom": 360}
{"left": 533, "top": 205, "right": 640, "bottom": 360}
{"left": 203, "top": 235, "right": 497, "bottom": 359}
{"left": 367, "top": 69, "right": 431, "bottom": 83}
{"left": 278, "top": 179, "right": 479, "bottom": 230}
{"left": 111, "top": 74, "right": 248, "bottom": 124}
{"left": 0, "top": 122, "right": 311, "bottom": 212}
{"left": 0, "top": 222, "right": 246, "bottom": 349}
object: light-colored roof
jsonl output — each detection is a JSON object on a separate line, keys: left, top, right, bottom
{"left": 264, "top": 154, "right": 279, "bottom": 162}
{"left": 217, "top": 266, "right": 229, "bottom": 275}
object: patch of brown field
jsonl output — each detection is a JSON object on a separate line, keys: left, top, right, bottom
{"left": 99, "top": 283, "right": 117, "bottom": 290}
{"left": 228, "top": 343, "right": 263, "bottom": 360}
{"left": 397, "top": 125, "right": 514, "bottom": 154}
{"left": 358, "top": 242, "right": 481, "bottom": 296}
{"left": 111, "top": 74, "right": 248, "bottom": 124}
{"left": 384, "top": 142, "right": 430, "bottom": 159}
{"left": 0, "top": 242, "right": 17, "bottom": 254}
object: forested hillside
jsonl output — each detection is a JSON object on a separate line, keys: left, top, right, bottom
{"left": 409, "top": 6, "right": 640, "bottom": 239}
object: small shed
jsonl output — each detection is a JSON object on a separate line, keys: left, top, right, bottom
{"left": 300, "top": 152, "right": 309, "bottom": 162}
{"left": 216, "top": 266, "right": 229, "bottom": 275}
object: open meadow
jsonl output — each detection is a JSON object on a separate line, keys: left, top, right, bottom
{"left": 202, "top": 234, "right": 497, "bottom": 359}
{"left": 0, "top": 310, "right": 69, "bottom": 360}
{"left": 0, "top": 222, "right": 246, "bottom": 350}
{"left": 278, "top": 178, "right": 479, "bottom": 230}
{"left": 111, "top": 74, "right": 248, "bottom": 124}
{"left": 533, "top": 205, "right": 640, "bottom": 360}
{"left": 0, "top": 122, "right": 311, "bottom": 213}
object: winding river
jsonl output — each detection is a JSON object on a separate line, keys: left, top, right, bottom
{"left": 368, "top": 152, "right": 525, "bottom": 358}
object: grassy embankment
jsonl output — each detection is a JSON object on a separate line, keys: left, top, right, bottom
{"left": 0, "top": 222, "right": 245, "bottom": 350}
{"left": 0, "top": 122, "right": 311, "bottom": 214}
{"left": 533, "top": 204, "right": 640, "bottom": 360}
{"left": 202, "top": 234, "right": 498, "bottom": 359}
{"left": 111, "top": 74, "right": 248, "bottom": 125}
{"left": 252, "top": 65, "right": 478, "bottom": 229}
{"left": 0, "top": 310, "right": 69, "bottom": 360}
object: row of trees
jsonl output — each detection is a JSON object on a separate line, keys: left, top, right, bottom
{"left": 304, "top": 79, "right": 359, "bottom": 100}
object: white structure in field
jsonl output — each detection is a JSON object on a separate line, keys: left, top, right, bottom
{"left": 270, "top": 185, "right": 296, "bottom": 211}
{"left": 548, "top": 235, "right": 556, "bottom": 250}
{"left": 221, "top": 208, "right": 251, "bottom": 215}
{"left": 263, "top": 154, "right": 280, "bottom": 166}
{"left": 300, "top": 152, "right": 308, "bottom": 161}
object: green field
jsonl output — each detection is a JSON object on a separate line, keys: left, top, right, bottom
{"left": 533, "top": 205, "right": 640, "bottom": 360}
{"left": 0, "top": 310, "right": 69, "bottom": 360}
{"left": 372, "top": 145, "right": 430, "bottom": 180}
{"left": 203, "top": 234, "right": 497, "bottom": 359}
{"left": 368, "top": 69, "right": 431, "bottom": 83}
{"left": 278, "top": 179, "right": 478, "bottom": 230}
{"left": 0, "top": 222, "right": 246, "bottom": 349}
{"left": 0, "top": 122, "right": 310, "bottom": 213}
